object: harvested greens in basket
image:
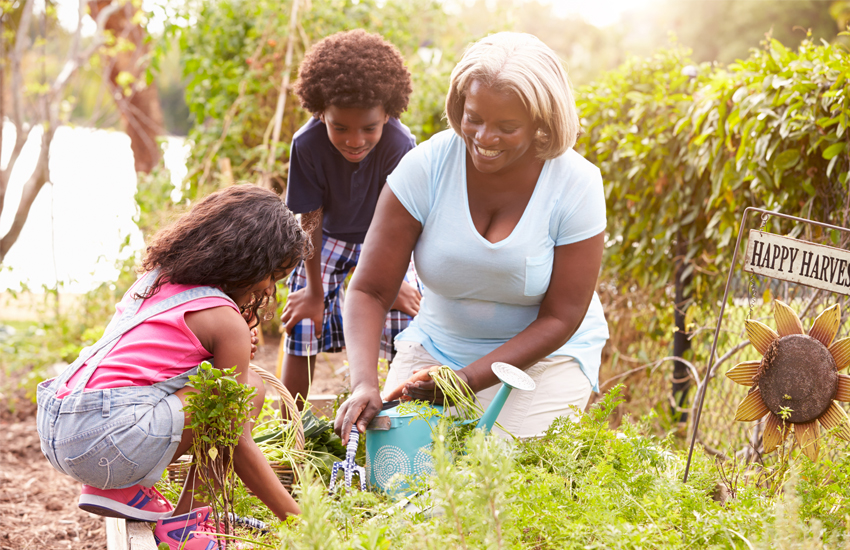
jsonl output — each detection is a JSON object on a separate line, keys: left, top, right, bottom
{"left": 252, "top": 400, "right": 346, "bottom": 480}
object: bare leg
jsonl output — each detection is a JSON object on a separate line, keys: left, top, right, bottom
{"left": 281, "top": 353, "right": 316, "bottom": 410}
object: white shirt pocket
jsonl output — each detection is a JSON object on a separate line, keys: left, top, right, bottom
{"left": 524, "top": 249, "right": 554, "bottom": 297}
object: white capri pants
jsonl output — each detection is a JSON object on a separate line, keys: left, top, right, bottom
{"left": 382, "top": 341, "right": 593, "bottom": 438}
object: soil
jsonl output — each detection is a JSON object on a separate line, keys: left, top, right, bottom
{"left": 0, "top": 335, "right": 347, "bottom": 549}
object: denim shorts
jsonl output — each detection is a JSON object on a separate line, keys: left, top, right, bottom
{"left": 36, "top": 368, "right": 194, "bottom": 489}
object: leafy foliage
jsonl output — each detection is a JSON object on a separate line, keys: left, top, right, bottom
{"left": 184, "top": 362, "right": 257, "bottom": 536}
{"left": 254, "top": 386, "right": 850, "bottom": 549}
{"left": 167, "top": 0, "right": 454, "bottom": 198}
{"left": 578, "top": 36, "right": 850, "bottom": 331}
{"left": 687, "top": 35, "right": 850, "bottom": 239}
{"left": 577, "top": 46, "right": 710, "bottom": 298}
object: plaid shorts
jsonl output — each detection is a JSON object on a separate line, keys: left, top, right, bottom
{"left": 285, "top": 235, "right": 421, "bottom": 361}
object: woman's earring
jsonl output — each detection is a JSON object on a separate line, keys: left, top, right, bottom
{"left": 535, "top": 128, "right": 548, "bottom": 143}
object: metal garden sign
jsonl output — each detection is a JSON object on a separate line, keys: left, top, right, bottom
{"left": 684, "top": 207, "right": 850, "bottom": 482}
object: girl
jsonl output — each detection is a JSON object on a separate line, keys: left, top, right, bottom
{"left": 37, "top": 185, "right": 307, "bottom": 549}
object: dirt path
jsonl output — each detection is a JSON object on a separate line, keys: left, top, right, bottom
{"left": 0, "top": 409, "right": 105, "bottom": 550}
{"left": 252, "top": 335, "right": 349, "bottom": 396}
{"left": 0, "top": 336, "right": 347, "bottom": 549}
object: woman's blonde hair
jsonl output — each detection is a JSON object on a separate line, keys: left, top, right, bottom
{"left": 445, "top": 32, "right": 579, "bottom": 159}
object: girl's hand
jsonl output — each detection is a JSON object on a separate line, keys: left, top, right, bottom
{"left": 391, "top": 281, "right": 421, "bottom": 317}
{"left": 250, "top": 327, "right": 259, "bottom": 359}
{"left": 281, "top": 288, "right": 325, "bottom": 336}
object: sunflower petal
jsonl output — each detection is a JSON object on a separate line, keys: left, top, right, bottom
{"left": 763, "top": 413, "right": 790, "bottom": 453}
{"left": 809, "top": 304, "right": 841, "bottom": 347}
{"left": 746, "top": 320, "right": 779, "bottom": 356}
{"left": 817, "top": 402, "right": 850, "bottom": 441}
{"left": 794, "top": 420, "right": 820, "bottom": 461}
{"left": 837, "top": 374, "right": 850, "bottom": 402}
{"left": 735, "top": 389, "right": 769, "bottom": 422}
{"left": 773, "top": 300, "right": 804, "bottom": 337}
{"left": 726, "top": 360, "right": 761, "bottom": 387}
{"left": 828, "top": 337, "right": 850, "bottom": 371}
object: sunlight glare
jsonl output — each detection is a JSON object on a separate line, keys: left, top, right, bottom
{"left": 546, "top": 0, "right": 654, "bottom": 27}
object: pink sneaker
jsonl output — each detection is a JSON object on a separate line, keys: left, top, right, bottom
{"left": 154, "top": 507, "right": 226, "bottom": 550}
{"left": 79, "top": 483, "right": 174, "bottom": 522}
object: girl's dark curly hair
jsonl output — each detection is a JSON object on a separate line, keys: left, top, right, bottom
{"left": 139, "top": 184, "right": 310, "bottom": 327}
{"left": 294, "top": 29, "right": 412, "bottom": 118}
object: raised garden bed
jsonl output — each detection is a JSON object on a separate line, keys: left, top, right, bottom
{"left": 105, "top": 518, "right": 156, "bottom": 550}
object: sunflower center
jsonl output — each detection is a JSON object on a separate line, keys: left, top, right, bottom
{"left": 758, "top": 334, "right": 837, "bottom": 423}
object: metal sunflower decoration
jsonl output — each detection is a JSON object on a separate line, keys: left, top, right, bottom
{"left": 727, "top": 300, "right": 850, "bottom": 460}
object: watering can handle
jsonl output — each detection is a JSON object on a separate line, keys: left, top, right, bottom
{"left": 475, "top": 362, "right": 536, "bottom": 433}
{"left": 475, "top": 384, "right": 512, "bottom": 433}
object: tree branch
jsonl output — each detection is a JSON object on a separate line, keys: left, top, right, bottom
{"left": 3, "top": 0, "right": 35, "bottom": 186}
{"left": 0, "top": 127, "right": 52, "bottom": 263}
{"left": 1, "top": 0, "right": 118, "bottom": 265}
{"left": 51, "top": 0, "right": 123, "bottom": 99}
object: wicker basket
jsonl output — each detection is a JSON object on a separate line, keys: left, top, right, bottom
{"left": 165, "top": 364, "right": 304, "bottom": 493}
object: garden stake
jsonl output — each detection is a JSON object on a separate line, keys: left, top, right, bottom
{"left": 329, "top": 426, "right": 366, "bottom": 494}
{"left": 684, "top": 207, "right": 850, "bottom": 481}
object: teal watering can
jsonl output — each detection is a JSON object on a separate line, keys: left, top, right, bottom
{"left": 364, "top": 362, "right": 535, "bottom": 493}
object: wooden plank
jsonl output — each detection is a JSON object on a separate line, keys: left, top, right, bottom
{"left": 105, "top": 518, "right": 128, "bottom": 550}
{"left": 127, "top": 521, "right": 158, "bottom": 550}
{"left": 743, "top": 230, "right": 850, "bottom": 296}
{"left": 105, "top": 518, "right": 158, "bottom": 550}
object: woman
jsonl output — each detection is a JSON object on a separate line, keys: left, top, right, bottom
{"left": 335, "top": 32, "right": 609, "bottom": 440}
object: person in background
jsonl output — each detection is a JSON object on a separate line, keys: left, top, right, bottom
{"left": 335, "top": 32, "right": 610, "bottom": 441}
{"left": 37, "top": 185, "right": 306, "bottom": 549}
{"left": 281, "top": 29, "right": 422, "bottom": 407}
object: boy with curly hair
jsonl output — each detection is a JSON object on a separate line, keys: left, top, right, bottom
{"left": 280, "top": 29, "right": 420, "bottom": 406}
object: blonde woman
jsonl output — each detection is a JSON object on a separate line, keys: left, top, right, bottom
{"left": 335, "top": 32, "right": 609, "bottom": 440}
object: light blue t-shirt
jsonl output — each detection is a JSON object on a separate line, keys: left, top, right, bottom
{"left": 387, "top": 130, "right": 609, "bottom": 390}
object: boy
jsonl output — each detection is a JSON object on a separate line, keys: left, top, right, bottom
{"left": 281, "top": 29, "right": 421, "bottom": 406}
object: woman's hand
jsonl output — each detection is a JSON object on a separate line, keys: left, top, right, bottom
{"left": 391, "top": 281, "right": 421, "bottom": 317}
{"left": 334, "top": 386, "right": 383, "bottom": 444}
{"left": 281, "top": 288, "right": 324, "bottom": 336}
{"left": 383, "top": 366, "right": 471, "bottom": 404}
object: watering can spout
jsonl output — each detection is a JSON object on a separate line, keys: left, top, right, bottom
{"left": 475, "top": 362, "right": 536, "bottom": 433}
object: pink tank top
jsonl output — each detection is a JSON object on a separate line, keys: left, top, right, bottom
{"left": 57, "top": 280, "right": 240, "bottom": 397}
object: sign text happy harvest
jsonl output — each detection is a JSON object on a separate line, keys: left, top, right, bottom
{"left": 744, "top": 230, "right": 850, "bottom": 296}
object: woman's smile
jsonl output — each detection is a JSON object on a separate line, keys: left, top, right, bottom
{"left": 475, "top": 145, "right": 502, "bottom": 158}
{"left": 460, "top": 80, "right": 538, "bottom": 175}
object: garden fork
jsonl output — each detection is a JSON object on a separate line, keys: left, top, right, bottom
{"left": 328, "top": 426, "right": 366, "bottom": 494}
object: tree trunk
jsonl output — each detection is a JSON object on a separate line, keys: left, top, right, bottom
{"left": 672, "top": 231, "right": 693, "bottom": 424}
{"left": 88, "top": 0, "right": 164, "bottom": 173}
{"left": 0, "top": 127, "right": 52, "bottom": 264}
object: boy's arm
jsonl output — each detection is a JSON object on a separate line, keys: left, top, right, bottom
{"left": 390, "top": 277, "right": 421, "bottom": 317}
{"left": 281, "top": 208, "right": 325, "bottom": 337}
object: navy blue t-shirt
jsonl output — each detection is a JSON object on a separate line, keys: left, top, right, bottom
{"left": 285, "top": 117, "right": 416, "bottom": 243}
